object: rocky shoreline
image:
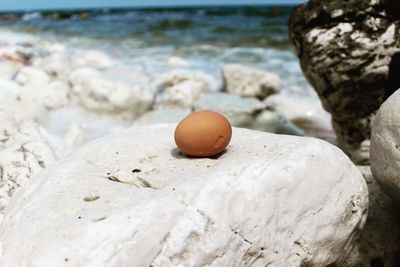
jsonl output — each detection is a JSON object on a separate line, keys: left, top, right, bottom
{"left": 0, "top": 32, "right": 334, "bottom": 149}
{"left": 0, "top": 18, "right": 399, "bottom": 266}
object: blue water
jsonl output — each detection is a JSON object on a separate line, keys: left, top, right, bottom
{"left": 0, "top": 7, "right": 315, "bottom": 99}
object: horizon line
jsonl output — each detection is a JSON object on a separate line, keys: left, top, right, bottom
{"left": 0, "top": 3, "right": 300, "bottom": 14}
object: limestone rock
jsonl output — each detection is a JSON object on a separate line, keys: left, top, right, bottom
{"left": 0, "top": 111, "right": 66, "bottom": 222}
{"left": 0, "top": 44, "right": 27, "bottom": 79}
{"left": 159, "top": 80, "right": 206, "bottom": 107}
{"left": 69, "top": 68, "right": 154, "bottom": 116}
{"left": 42, "top": 80, "right": 71, "bottom": 109}
{"left": 17, "top": 80, "right": 71, "bottom": 112}
{"left": 222, "top": 64, "right": 280, "bottom": 99}
{"left": 154, "top": 69, "right": 219, "bottom": 93}
{"left": 15, "top": 66, "right": 51, "bottom": 87}
{"left": 343, "top": 166, "right": 400, "bottom": 267}
{"left": 0, "top": 61, "right": 23, "bottom": 80}
{"left": 265, "top": 95, "right": 336, "bottom": 143}
{"left": 252, "top": 110, "right": 304, "bottom": 136}
{"left": 194, "top": 92, "right": 265, "bottom": 126}
{"left": 370, "top": 89, "right": 400, "bottom": 203}
{"left": 0, "top": 79, "right": 22, "bottom": 102}
{"left": 32, "top": 52, "right": 72, "bottom": 80}
{"left": 289, "top": 0, "right": 400, "bottom": 164}
{"left": 0, "top": 125, "right": 368, "bottom": 267}
{"left": 194, "top": 92, "right": 303, "bottom": 135}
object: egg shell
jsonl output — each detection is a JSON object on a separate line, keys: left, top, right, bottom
{"left": 174, "top": 110, "right": 232, "bottom": 157}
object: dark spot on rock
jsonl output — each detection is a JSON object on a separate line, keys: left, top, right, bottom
{"left": 108, "top": 176, "right": 121, "bottom": 183}
{"left": 77, "top": 216, "right": 82, "bottom": 219}
{"left": 65, "top": 258, "right": 68, "bottom": 262}
{"left": 132, "top": 169, "right": 141, "bottom": 173}
{"left": 93, "top": 216, "right": 107, "bottom": 222}
{"left": 261, "top": 247, "right": 265, "bottom": 251}
{"left": 137, "top": 177, "right": 154, "bottom": 188}
{"left": 370, "top": 257, "right": 384, "bottom": 267}
{"left": 83, "top": 195, "right": 100, "bottom": 202}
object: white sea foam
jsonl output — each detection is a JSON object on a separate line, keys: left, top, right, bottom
{"left": 21, "top": 12, "right": 42, "bottom": 21}
{"left": 0, "top": 29, "right": 37, "bottom": 44}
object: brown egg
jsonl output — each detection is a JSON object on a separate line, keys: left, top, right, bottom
{"left": 174, "top": 110, "right": 232, "bottom": 157}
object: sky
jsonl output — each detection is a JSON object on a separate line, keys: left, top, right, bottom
{"left": 0, "top": 0, "right": 307, "bottom": 12}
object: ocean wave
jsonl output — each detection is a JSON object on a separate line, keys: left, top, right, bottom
{"left": 21, "top": 12, "right": 42, "bottom": 21}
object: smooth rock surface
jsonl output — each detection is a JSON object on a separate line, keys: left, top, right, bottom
{"left": 194, "top": 92, "right": 264, "bottom": 127}
{"left": 265, "top": 95, "right": 336, "bottom": 143}
{"left": 222, "top": 64, "right": 280, "bottom": 99}
{"left": 370, "top": 89, "right": 400, "bottom": 203}
{"left": 0, "top": 125, "right": 368, "bottom": 267}
{"left": 289, "top": 0, "right": 400, "bottom": 164}
{"left": 0, "top": 111, "right": 66, "bottom": 222}
{"left": 194, "top": 92, "right": 303, "bottom": 135}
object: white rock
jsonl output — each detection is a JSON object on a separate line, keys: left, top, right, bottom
{"left": 222, "top": 64, "right": 281, "bottom": 99}
{"left": 42, "top": 80, "right": 71, "bottom": 109}
{"left": 72, "top": 49, "right": 115, "bottom": 69}
{"left": 69, "top": 68, "right": 154, "bottom": 116}
{"left": 32, "top": 52, "right": 72, "bottom": 80}
{"left": 154, "top": 69, "right": 219, "bottom": 92}
{"left": 343, "top": 166, "right": 400, "bottom": 267}
{"left": 193, "top": 92, "right": 303, "bottom": 135}
{"left": 370, "top": 89, "right": 400, "bottom": 202}
{"left": 0, "top": 79, "right": 22, "bottom": 102}
{"left": 16, "top": 79, "right": 70, "bottom": 113}
{"left": 193, "top": 92, "right": 265, "bottom": 127}
{"left": 252, "top": 109, "right": 304, "bottom": 136}
{"left": 15, "top": 66, "right": 51, "bottom": 86}
{"left": 0, "top": 61, "right": 23, "bottom": 80}
{"left": 63, "top": 123, "right": 89, "bottom": 148}
{"left": 0, "top": 111, "right": 66, "bottom": 222}
{"left": 266, "top": 95, "right": 335, "bottom": 142}
{"left": 161, "top": 80, "right": 206, "bottom": 107}
{"left": 0, "top": 125, "right": 368, "bottom": 267}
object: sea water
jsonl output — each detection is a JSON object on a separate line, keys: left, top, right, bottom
{"left": 0, "top": 6, "right": 316, "bottom": 100}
